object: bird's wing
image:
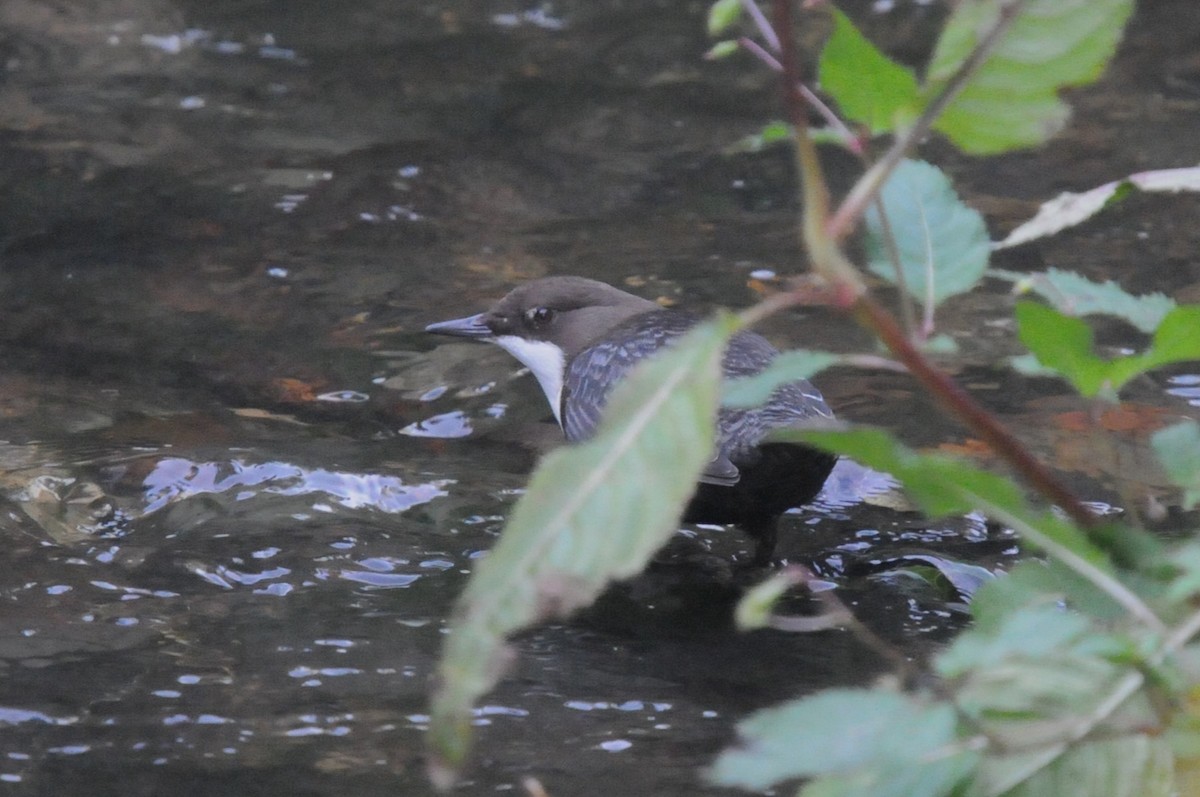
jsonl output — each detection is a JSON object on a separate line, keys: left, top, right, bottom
{"left": 561, "top": 341, "right": 629, "bottom": 442}
{"left": 561, "top": 312, "right": 695, "bottom": 442}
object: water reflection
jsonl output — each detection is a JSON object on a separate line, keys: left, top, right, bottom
{"left": 0, "top": 0, "right": 1193, "bottom": 793}
{"left": 139, "top": 27, "right": 306, "bottom": 64}
{"left": 141, "top": 457, "right": 450, "bottom": 516}
{"left": 1167, "top": 374, "right": 1200, "bottom": 407}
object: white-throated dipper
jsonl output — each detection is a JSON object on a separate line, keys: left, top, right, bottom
{"left": 425, "top": 276, "right": 836, "bottom": 565}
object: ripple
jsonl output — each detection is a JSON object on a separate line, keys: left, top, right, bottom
{"left": 398, "top": 410, "right": 473, "bottom": 439}
{"left": 1167, "top": 374, "right": 1200, "bottom": 407}
{"left": 0, "top": 708, "right": 77, "bottom": 726}
{"left": 141, "top": 457, "right": 450, "bottom": 515}
{"left": 337, "top": 571, "right": 420, "bottom": 589}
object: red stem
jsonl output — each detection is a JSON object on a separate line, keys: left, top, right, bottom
{"left": 854, "top": 295, "right": 1101, "bottom": 528}
{"left": 766, "top": 0, "right": 1097, "bottom": 529}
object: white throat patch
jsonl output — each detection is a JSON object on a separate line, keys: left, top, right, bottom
{"left": 493, "top": 335, "right": 567, "bottom": 426}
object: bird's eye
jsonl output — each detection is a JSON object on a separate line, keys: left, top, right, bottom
{"left": 525, "top": 307, "right": 555, "bottom": 327}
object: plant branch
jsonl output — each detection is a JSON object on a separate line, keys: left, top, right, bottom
{"left": 737, "top": 36, "right": 863, "bottom": 153}
{"left": 771, "top": 0, "right": 866, "bottom": 291}
{"left": 826, "top": 0, "right": 1029, "bottom": 241}
{"left": 763, "top": 0, "right": 1096, "bottom": 530}
{"left": 854, "top": 294, "right": 1101, "bottom": 529}
{"left": 872, "top": 197, "right": 917, "bottom": 337}
{"left": 740, "top": 0, "right": 780, "bottom": 52}
{"left": 767, "top": 565, "right": 922, "bottom": 684}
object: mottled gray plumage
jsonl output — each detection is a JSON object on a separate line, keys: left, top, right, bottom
{"left": 561, "top": 310, "right": 834, "bottom": 488}
{"left": 426, "top": 275, "right": 837, "bottom": 565}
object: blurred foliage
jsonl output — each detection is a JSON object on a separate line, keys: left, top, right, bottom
{"left": 427, "top": 314, "right": 736, "bottom": 784}
{"left": 428, "top": 2, "right": 1199, "bottom": 794}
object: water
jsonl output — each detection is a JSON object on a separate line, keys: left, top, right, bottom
{"left": 1, "top": 1, "right": 1198, "bottom": 794}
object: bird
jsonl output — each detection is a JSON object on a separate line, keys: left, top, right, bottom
{"left": 425, "top": 275, "right": 836, "bottom": 565}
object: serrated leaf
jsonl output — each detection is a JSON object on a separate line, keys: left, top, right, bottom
{"left": 818, "top": 8, "right": 920, "bottom": 134}
{"left": 995, "top": 167, "right": 1200, "bottom": 249}
{"left": 1164, "top": 543, "right": 1200, "bottom": 603}
{"left": 1152, "top": 420, "right": 1200, "bottom": 510}
{"left": 1014, "top": 301, "right": 1112, "bottom": 397}
{"left": 427, "top": 315, "right": 736, "bottom": 786}
{"left": 1143, "top": 305, "right": 1200, "bottom": 368}
{"left": 863, "top": 159, "right": 991, "bottom": 306}
{"left": 709, "top": 689, "right": 976, "bottom": 797}
{"left": 970, "top": 560, "right": 1133, "bottom": 628}
{"left": 992, "top": 267, "right": 1177, "bottom": 334}
{"left": 993, "top": 735, "right": 1175, "bottom": 797}
{"left": 723, "top": 349, "right": 839, "bottom": 408}
{"left": 706, "top": 0, "right": 743, "bottom": 37}
{"left": 927, "top": 0, "right": 1135, "bottom": 154}
{"left": 1016, "top": 301, "right": 1200, "bottom": 397}
{"left": 964, "top": 655, "right": 1124, "bottom": 730}
{"left": 936, "top": 605, "right": 1092, "bottom": 678}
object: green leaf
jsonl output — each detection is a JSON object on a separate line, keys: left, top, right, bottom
{"left": 921, "top": 333, "right": 960, "bottom": 354}
{"left": 863, "top": 159, "right": 991, "bottom": 306}
{"left": 1014, "top": 301, "right": 1112, "bottom": 397}
{"left": 789, "top": 426, "right": 1026, "bottom": 518}
{"left": 733, "top": 569, "right": 796, "bottom": 631}
{"left": 992, "top": 267, "right": 1177, "bottom": 334}
{"left": 723, "top": 349, "right": 840, "bottom": 408}
{"left": 1143, "top": 305, "right": 1200, "bottom": 369}
{"left": 1152, "top": 420, "right": 1200, "bottom": 511}
{"left": 706, "top": 0, "right": 743, "bottom": 37}
{"left": 960, "top": 655, "right": 1125, "bottom": 733}
{"left": 1008, "top": 352, "right": 1061, "bottom": 379}
{"left": 993, "top": 735, "right": 1175, "bottom": 797}
{"left": 927, "top": 0, "right": 1135, "bottom": 154}
{"left": 785, "top": 426, "right": 1166, "bottom": 628}
{"left": 704, "top": 39, "right": 740, "bottom": 60}
{"left": 970, "top": 560, "right": 1134, "bottom": 627}
{"left": 724, "top": 120, "right": 793, "bottom": 154}
{"left": 1164, "top": 543, "right": 1200, "bottom": 603}
{"left": 818, "top": 8, "right": 920, "bottom": 134}
{"left": 1016, "top": 302, "right": 1200, "bottom": 397}
{"left": 427, "top": 315, "right": 737, "bottom": 786}
{"left": 936, "top": 604, "right": 1093, "bottom": 678}
{"left": 709, "top": 689, "right": 976, "bottom": 797}
{"left": 724, "top": 121, "right": 854, "bottom": 154}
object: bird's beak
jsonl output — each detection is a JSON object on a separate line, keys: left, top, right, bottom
{"left": 424, "top": 313, "right": 493, "bottom": 339}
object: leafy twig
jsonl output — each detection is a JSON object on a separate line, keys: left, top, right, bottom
{"left": 766, "top": 0, "right": 1098, "bottom": 530}
{"left": 854, "top": 295, "right": 1102, "bottom": 530}
{"left": 971, "top": 500, "right": 1165, "bottom": 633}
{"left": 983, "top": 606, "right": 1200, "bottom": 793}
{"left": 735, "top": 38, "right": 862, "bottom": 153}
{"left": 826, "top": 0, "right": 1029, "bottom": 241}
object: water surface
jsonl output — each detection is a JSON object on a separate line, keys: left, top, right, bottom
{"left": 2, "top": 1, "right": 1198, "bottom": 794}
